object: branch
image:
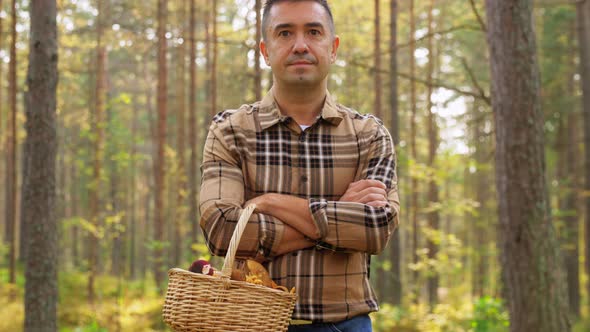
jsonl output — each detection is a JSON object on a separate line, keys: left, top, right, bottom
{"left": 348, "top": 59, "right": 491, "bottom": 104}
{"left": 397, "top": 24, "right": 483, "bottom": 49}
{"left": 469, "top": 0, "right": 487, "bottom": 32}
{"left": 347, "top": 24, "right": 483, "bottom": 62}
{"left": 398, "top": 71, "right": 491, "bottom": 105}
{"left": 459, "top": 57, "right": 491, "bottom": 105}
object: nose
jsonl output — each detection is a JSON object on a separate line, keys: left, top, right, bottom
{"left": 292, "top": 33, "right": 309, "bottom": 54}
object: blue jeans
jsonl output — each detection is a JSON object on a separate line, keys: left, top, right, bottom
{"left": 287, "top": 314, "right": 372, "bottom": 332}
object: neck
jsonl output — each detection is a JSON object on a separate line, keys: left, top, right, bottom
{"left": 272, "top": 80, "right": 328, "bottom": 126}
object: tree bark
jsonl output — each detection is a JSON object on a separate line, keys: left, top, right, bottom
{"left": 6, "top": 0, "right": 18, "bottom": 288}
{"left": 23, "top": 0, "right": 58, "bottom": 329}
{"left": 485, "top": 1, "right": 571, "bottom": 331}
{"left": 577, "top": 0, "right": 590, "bottom": 310}
{"left": 389, "top": 0, "right": 402, "bottom": 307}
{"left": 154, "top": 0, "right": 168, "bottom": 290}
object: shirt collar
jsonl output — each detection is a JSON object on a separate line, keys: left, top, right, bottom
{"left": 257, "top": 87, "right": 343, "bottom": 131}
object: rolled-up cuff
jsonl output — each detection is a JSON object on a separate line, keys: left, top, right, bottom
{"left": 309, "top": 198, "right": 329, "bottom": 240}
{"left": 258, "top": 213, "right": 284, "bottom": 258}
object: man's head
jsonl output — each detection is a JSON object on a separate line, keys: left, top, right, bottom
{"left": 262, "top": 0, "right": 335, "bottom": 42}
{"left": 260, "top": 0, "right": 339, "bottom": 88}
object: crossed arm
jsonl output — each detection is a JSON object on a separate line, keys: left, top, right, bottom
{"left": 245, "top": 180, "right": 389, "bottom": 256}
{"left": 199, "top": 120, "right": 399, "bottom": 260}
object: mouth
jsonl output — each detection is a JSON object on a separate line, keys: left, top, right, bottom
{"left": 288, "top": 61, "right": 314, "bottom": 66}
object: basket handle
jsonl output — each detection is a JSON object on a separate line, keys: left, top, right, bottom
{"left": 221, "top": 204, "right": 257, "bottom": 278}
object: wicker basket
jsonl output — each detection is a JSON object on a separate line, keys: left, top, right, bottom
{"left": 163, "top": 204, "right": 297, "bottom": 332}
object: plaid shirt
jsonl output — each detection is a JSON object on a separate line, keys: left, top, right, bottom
{"left": 199, "top": 89, "right": 400, "bottom": 322}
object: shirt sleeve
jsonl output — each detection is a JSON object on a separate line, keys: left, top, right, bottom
{"left": 308, "top": 122, "right": 400, "bottom": 254}
{"left": 199, "top": 117, "right": 285, "bottom": 259}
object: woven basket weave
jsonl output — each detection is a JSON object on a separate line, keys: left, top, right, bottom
{"left": 163, "top": 204, "right": 297, "bottom": 332}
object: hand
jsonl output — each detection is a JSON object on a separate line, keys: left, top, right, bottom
{"left": 276, "top": 224, "right": 316, "bottom": 256}
{"left": 339, "top": 179, "right": 388, "bottom": 207}
{"left": 244, "top": 194, "right": 272, "bottom": 213}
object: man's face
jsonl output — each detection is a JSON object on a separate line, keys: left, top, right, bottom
{"left": 260, "top": 1, "right": 339, "bottom": 87}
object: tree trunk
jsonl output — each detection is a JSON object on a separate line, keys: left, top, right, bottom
{"left": 485, "top": 1, "right": 570, "bottom": 331}
{"left": 204, "top": 1, "right": 211, "bottom": 120}
{"left": 173, "top": 0, "right": 187, "bottom": 269}
{"left": 559, "top": 21, "right": 581, "bottom": 318}
{"left": 129, "top": 80, "right": 139, "bottom": 279}
{"left": 254, "top": 0, "right": 262, "bottom": 101}
{"left": 154, "top": 0, "right": 168, "bottom": 290}
{"left": 389, "top": 0, "right": 402, "bottom": 307}
{"left": 374, "top": 0, "right": 382, "bottom": 119}
{"left": 373, "top": 0, "right": 386, "bottom": 300}
{"left": 71, "top": 153, "right": 79, "bottom": 268}
{"left": 0, "top": 0, "right": 3, "bottom": 247}
{"left": 188, "top": 0, "right": 199, "bottom": 245}
{"left": 57, "top": 131, "right": 66, "bottom": 268}
{"left": 88, "top": 0, "right": 107, "bottom": 302}
{"left": 6, "top": 0, "right": 18, "bottom": 288}
{"left": 141, "top": 165, "right": 152, "bottom": 280}
{"left": 23, "top": 0, "right": 58, "bottom": 329}
{"left": 557, "top": 109, "right": 580, "bottom": 317}
{"left": 425, "top": 0, "right": 439, "bottom": 308}
{"left": 108, "top": 106, "right": 123, "bottom": 276}
{"left": 471, "top": 101, "right": 489, "bottom": 299}
{"left": 211, "top": 0, "right": 217, "bottom": 117}
{"left": 0, "top": 0, "right": 3, "bottom": 144}
{"left": 577, "top": 0, "right": 590, "bottom": 309}
{"left": 409, "top": 0, "right": 420, "bottom": 303}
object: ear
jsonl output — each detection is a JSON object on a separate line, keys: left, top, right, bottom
{"left": 260, "top": 40, "right": 270, "bottom": 66}
{"left": 330, "top": 35, "right": 340, "bottom": 63}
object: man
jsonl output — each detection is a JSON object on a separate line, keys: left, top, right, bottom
{"left": 199, "top": 0, "right": 399, "bottom": 331}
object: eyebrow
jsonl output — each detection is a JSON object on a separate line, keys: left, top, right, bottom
{"left": 273, "top": 22, "right": 325, "bottom": 32}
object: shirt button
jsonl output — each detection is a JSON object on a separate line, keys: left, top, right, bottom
{"left": 301, "top": 175, "right": 308, "bottom": 183}
{"left": 299, "top": 134, "right": 305, "bottom": 142}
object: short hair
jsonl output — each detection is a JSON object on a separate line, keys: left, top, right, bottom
{"left": 261, "top": 0, "right": 335, "bottom": 41}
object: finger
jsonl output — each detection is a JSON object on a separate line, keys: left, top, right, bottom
{"left": 366, "top": 200, "right": 388, "bottom": 207}
{"left": 358, "top": 193, "right": 387, "bottom": 204}
{"left": 340, "top": 186, "right": 386, "bottom": 203}
{"left": 357, "top": 186, "right": 387, "bottom": 198}
{"left": 351, "top": 179, "right": 387, "bottom": 191}
{"left": 362, "top": 179, "right": 387, "bottom": 189}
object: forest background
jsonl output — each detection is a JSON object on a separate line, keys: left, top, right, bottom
{"left": 1, "top": 0, "right": 590, "bottom": 331}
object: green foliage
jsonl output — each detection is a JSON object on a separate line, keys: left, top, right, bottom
{"left": 372, "top": 298, "right": 509, "bottom": 332}
{"left": 0, "top": 282, "right": 24, "bottom": 332}
{"left": 60, "top": 321, "right": 108, "bottom": 332}
{"left": 470, "top": 297, "right": 509, "bottom": 332}
{"left": 372, "top": 302, "right": 473, "bottom": 332}
{"left": 409, "top": 228, "right": 466, "bottom": 280}
{"left": 573, "top": 319, "right": 590, "bottom": 332}
{"left": 58, "top": 271, "right": 169, "bottom": 332}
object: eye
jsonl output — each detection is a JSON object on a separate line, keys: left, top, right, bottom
{"left": 278, "top": 30, "right": 291, "bottom": 37}
{"left": 309, "top": 29, "right": 321, "bottom": 36}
